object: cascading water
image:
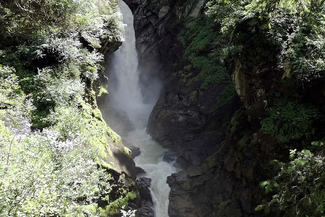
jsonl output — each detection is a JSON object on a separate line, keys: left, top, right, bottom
{"left": 105, "top": 1, "right": 177, "bottom": 216}
{"left": 108, "top": 0, "right": 150, "bottom": 129}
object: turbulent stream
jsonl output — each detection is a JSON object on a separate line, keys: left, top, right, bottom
{"left": 104, "top": 1, "right": 177, "bottom": 216}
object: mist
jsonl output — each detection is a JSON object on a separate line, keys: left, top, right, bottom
{"left": 106, "top": 0, "right": 161, "bottom": 131}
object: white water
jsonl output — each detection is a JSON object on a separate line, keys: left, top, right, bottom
{"left": 106, "top": 1, "right": 177, "bottom": 216}
{"left": 109, "top": 0, "right": 151, "bottom": 129}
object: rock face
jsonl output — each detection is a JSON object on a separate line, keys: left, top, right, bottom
{"left": 136, "top": 177, "right": 154, "bottom": 217}
{"left": 124, "top": 0, "right": 204, "bottom": 63}
{"left": 148, "top": 77, "right": 239, "bottom": 168}
{"left": 166, "top": 134, "right": 259, "bottom": 217}
{"left": 123, "top": 0, "right": 209, "bottom": 104}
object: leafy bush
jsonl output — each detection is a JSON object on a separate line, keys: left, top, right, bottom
{"left": 35, "top": 67, "right": 85, "bottom": 106}
{"left": 267, "top": 3, "right": 325, "bottom": 83}
{"left": 0, "top": 0, "right": 77, "bottom": 37}
{"left": 205, "top": 0, "right": 325, "bottom": 84}
{"left": 206, "top": 0, "right": 245, "bottom": 32}
{"left": 0, "top": 67, "right": 105, "bottom": 216}
{"left": 203, "top": 2, "right": 325, "bottom": 217}
{"left": 0, "top": 127, "right": 113, "bottom": 216}
{"left": 258, "top": 149, "right": 325, "bottom": 217}
{"left": 0, "top": 66, "right": 133, "bottom": 216}
{"left": 261, "top": 102, "right": 318, "bottom": 143}
{"left": 0, "top": 66, "right": 34, "bottom": 135}
{"left": 0, "top": 0, "right": 123, "bottom": 38}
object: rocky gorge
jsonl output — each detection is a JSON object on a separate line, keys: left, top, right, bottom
{"left": 1, "top": 0, "right": 325, "bottom": 217}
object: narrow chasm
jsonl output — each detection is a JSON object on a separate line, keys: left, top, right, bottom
{"left": 99, "top": 1, "right": 177, "bottom": 217}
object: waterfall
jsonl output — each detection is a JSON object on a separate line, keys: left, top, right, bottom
{"left": 108, "top": 0, "right": 150, "bottom": 129}
{"left": 105, "top": 1, "right": 177, "bottom": 216}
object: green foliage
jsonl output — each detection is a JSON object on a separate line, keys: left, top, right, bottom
{"left": 261, "top": 102, "right": 318, "bottom": 143}
{"left": 203, "top": 1, "right": 325, "bottom": 217}
{"left": 178, "top": 17, "right": 230, "bottom": 85}
{"left": 0, "top": 0, "right": 134, "bottom": 216}
{"left": 0, "top": 66, "right": 34, "bottom": 132}
{"left": 0, "top": 128, "right": 117, "bottom": 216}
{"left": 0, "top": 0, "right": 78, "bottom": 36}
{"left": 206, "top": 0, "right": 245, "bottom": 32}
{"left": 0, "top": 66, "right": 120, "bottom": 216}
{"left": 178, "top": 15, "right": 236, "bottom": 106}
{"left": 0, "top": 0, "right": 124, "bottom": 129}
{"left": 0, "top": 0, "right": 122, "bottom": 40}
{"left": 258, "top": 150, "right": 325, "bottom": 217}
{"left": 101, "top": 191, "right": 137, "bottom": 216}
{"left": 267, "top": 1, "right": 325, "bottom": 83}
{"left": 205, "top": 0, "right": 325, "bottom": 83}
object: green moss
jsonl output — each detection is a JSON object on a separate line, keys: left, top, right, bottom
{"left": 98, "top": 85, "right": 108, "bottom": 97}
{"left": 100, "top": 191, "right": 137, "bottom": 216}
{"left": 106, "top": 126, "right": 122, "bottom": 144}
{"left": 178, "top": 15, "right": 237, "bottom": 108}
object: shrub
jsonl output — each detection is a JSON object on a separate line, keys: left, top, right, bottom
{"left": 0, "top": 0, "right": 78, "bottom": 36}
{"left": 0, "top": 128, "right": 112, "bottom": 216}
{"left": 0, "top": 65, "right": 132, "bottom": 216}
{"left": 0, "top": 66, "right": 34, "bottom": 136}
{"left": 35, "top": 67, "right": 85, "bottom": 106}
{"left": 205, "top": 0, "right": 325, "bottom": 84}
{"left": 0, "top": 67, "right": 111, "bottom": 216}
{"left": 261, "top": 102, "right": 318, "bottom": 143}
{"left": 258, "top": 150, "right": 325, "bottom": 217}
{"left": 268, "top": 5, "right": 325, "bottom": 83}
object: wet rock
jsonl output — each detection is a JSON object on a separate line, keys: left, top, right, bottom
{"left": 112, "top": 150, "right": 138, "bottom": 178}
{"left": 136, "top": 204, "right": 154, "bottom": 217}
{"left": 129, "top": 145, "right": 141, "bottom": 159}
{"left": 136, "top": 177, "right": 154, "bottom": 217}
{"left": 101, "top": 38, "right": 122, "bottom": 56}
{"left": 136, "top": 177, "right": 152, "bottom": 202}
{"left": 135, "top": 166, "right": 146, "bottom": 176}
{"left": 163, "top": 150, "right": 177, "bottom": 163}
{"left": 148, "top": 78, "right": 240, "bottom": 169}
{"left": 159, "top": 6, "right": 170, "bottom": 18}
